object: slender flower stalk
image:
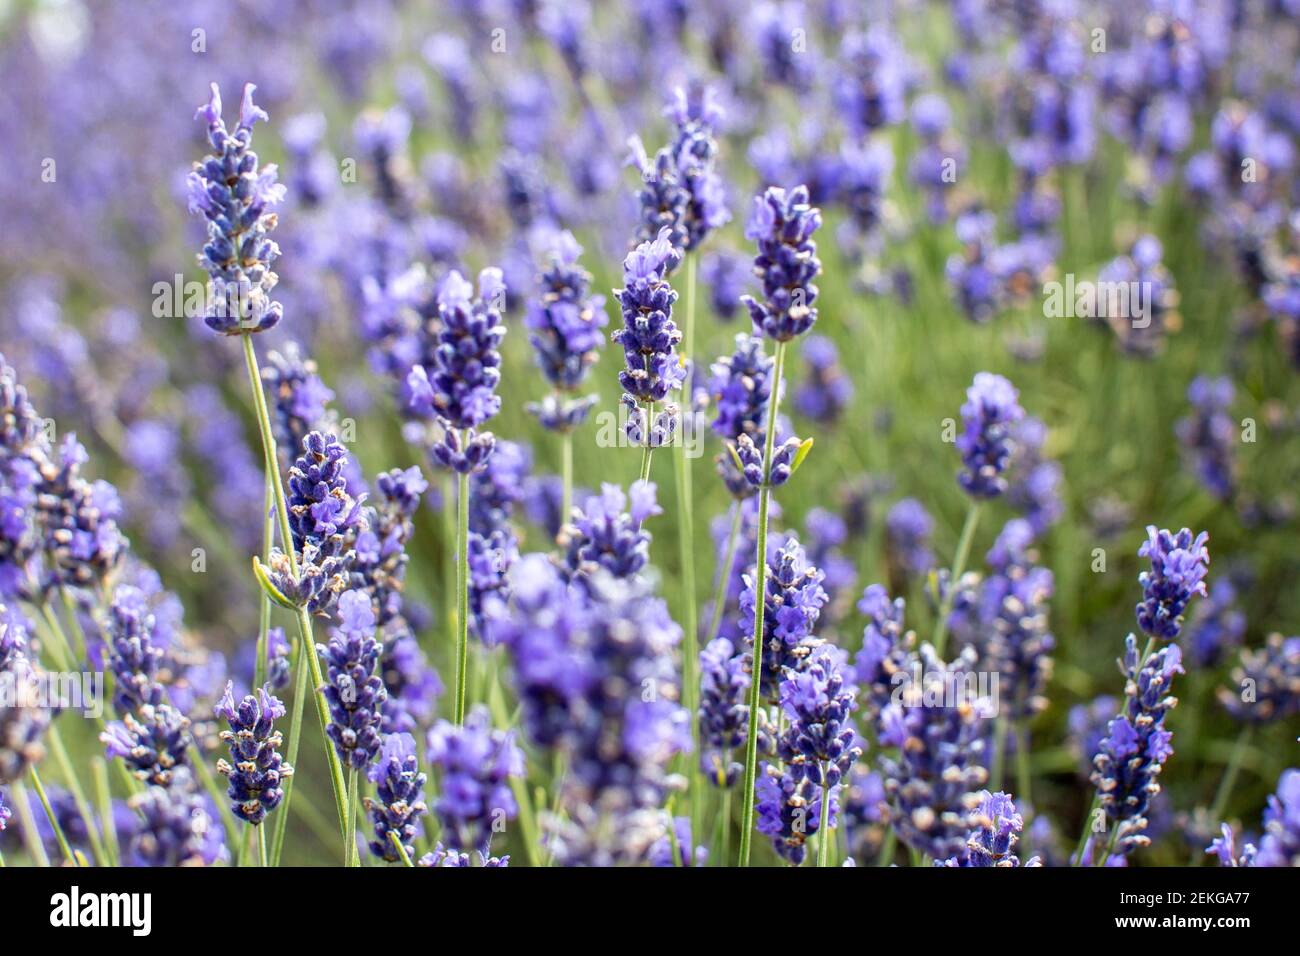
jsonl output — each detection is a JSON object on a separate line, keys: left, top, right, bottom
{"left": 187, "top": 81, "right": 349, "bottom": 857}
{"left": 737, "top": 184, "right": 822, "bottom": 865}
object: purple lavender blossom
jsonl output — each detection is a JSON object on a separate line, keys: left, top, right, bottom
{"left": 407, "top": 269, "right": 507, "bottom": 473}
{"left": 262, "top": 342, "right": 338, "bottom": 464}
{"left": 612, "top": 229, "right": 684, "bottom": 448}
{"left": 698, "top": 636, "right": 749, "bottom": 787}
{"left": 1091, "top": 637, "right": 1183, "bottom": 856}
{"left": 793, "top": 335, "right": 852, "bottom": 424}
{"left": 0, "top": 787, "right": 9, "bottom": 833}
{"left": 36, "top": 435, "right": 128, "bottom": 590}
{"left": 524, "top": 232, "right": 607, "bottom": 432}
{"left": 742, "top": 185, "right": 824, "bottom": 342}
{"left": 1175, "top": 376, "right": 1237, "bottom": 501}
{"left": 1186, "top": 576, "right": 1246, "bottom": 669}
{"left": 710, "top": 334, "right": 775, "bottom": 497}
{"left": 214, "top": 682, "right": 292, "bottom": 826}
{"left": 700, "top": 249, "right": 751, "bottom": 321}
{"left": 319, "top": 590, "right": 387, "bottom": 771}
{"left": 1068, "top": 695, "right": 1119, "bottom": 779}
{"left": 1007, "top": 417, "right": 1063, "bottom": 534}
{"left": 187, "top": 83, "right": 285, "bottom": 335}
{"left": 1206, "top": 822, "right": 1257, "bottom": 868}
{"left": 366, "top": 731, "right": 428, "bottom": 862}
{"left": 1218, "top": 633, "right": 1300, "bottom": 724}
{"left": 1254, "top": 769, "right": 1300, "bottom": 867}
{"left": 879, "top": 644, "right": 991, "bottom": 860}
{"left": 124, "top": 769, "right": 225, "bottom": 867}
{"left": 777, "top": 645, "right": 861, "bottom": 790}
{"left": 1136, "top": 526, "right": 1210, "bottom": 640}
{"left": 885, "top": 498, "right": 934, "bottom": 589}
{"left": 755, "top": 760, "right": 833, "bottom": 865}
{"left": 853, "top": 584, "right": 913, "bottom": 727}
{"left": 561, "top": 480, "right": 661, "bottom": 584}
{"left": 941, "top": 790, "right": 1040, "bottom": 867}
{"left": 740, "top": 537, "right": 828, "bottom": 701}
{"left": 649, "top": 815, "right": 709, "bottom": 867}
{"left": 956, "top": 372, "right": 1025, "bottom": 498}
{"left": 426, "top": 705, "right": 524, "bottom": 854}
{"left": 0, "top": 605, "right": 49, "bottom": 783}
{"left": 666, "top": 82, "right": 731, "bottom": 251}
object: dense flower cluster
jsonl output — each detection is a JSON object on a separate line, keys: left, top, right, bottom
{"left": 742, "top": 185, "right": 824, "bottom": 342}
{"left": 560, "top": 481, "right": 660, "bottom": 584}
{"left": 739, "top": 537, "right": 829, "bottom": 701}
{"left": 524, "top": 232, "right": 607, "bottom": 432}
{"left": 406, "top": 269, "right": 507, "bottom": 472}
{"left": 698, "top": 636, "right": 749, "bottom": 788}
{"left": 1135, "top": 526, "right": 1210, "bottom": 641}
{"left": 426, "top": 705, "right": 523, "bottom": 854}
{"left": 366, "top": 732, "right": 427, "bottom": 863}
{"left": 124, "top": 768, "right": 224, "bottom": 867}
{"left": 665, "top": 82, "right": 731, "bottom": 252}
{"left": 956, "top": 372, "right": 1025, "bottom": 498}
{"left": 612, "top": 229, "right": 684, "bottom": 448}
{"left": 187, "top": 83, "right": 285, "bottom": 335}
{"left": 214, "top": 683, "right": 292, "bottom": 825}
{"left": 941, "top": 791, "right": 1040, "bottom": 867}
{"left": 0, "top": 606, "right": 49, "bottom": 783}
{"left": 1090, "top": 637, "right": 1184, "bottom": 857}
{"left": 487, "top": 555, "right": 688, "bottom": 865}
{"left": 1218, "top": 633, "right": 1300, "bottom": 724}
{"left": 879, "top": 644, "right": 991, "bottom": 861}
{"left": 710, "top": 334, "right": 775, "bottom": 497}
{"left": 852, "top": 584, "right": 914, "bottom": 727}
{"left": 319, "top": 590, "right": 388, "bottom": 771}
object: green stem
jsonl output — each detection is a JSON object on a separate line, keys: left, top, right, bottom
{"left": 11, "top": 780, "right": 49, "bottom": 867}
{"left": 990, "top": 714, "right": 1008, "bottom": 792}
{"left": 705, "top": 502, "right": 743, "bottom": 644}
{"left": 1015, "top": 722, "right": 1033, "bottom": 857}
{"left": 257, "top": 824, "right": 269, "bottom": 867}
{"left": 346, "top": 768, "right": 360, "bottom": 868}
{"left": 58, "top": 588, "right": 87, "bottom": 663}
{"left": 638, "top": 400, "right": 656, "bottom": 482}
{"left": 271, "top": 626, "right": 309, "bottom": 865}
{"left": 931, "top": 501, "right": 981, "bottom": 657}
{"left": 454, "top": 462, "right": 471, "bottom": 724}
{"left": 47, "top": 723, "right": 108, "bottom": 866}
{"left": 560, "top": 427, "right": 573, "bottom": 530}
{"left": 738, "top": 340, "right": 787, "bottom": 866}
{"left": 241, "top": 332, "right": 349, "bottom": 863}
{"left": 1207, "top": 725, "right": 1254, "bottom": 824}
{"left": 92, "top": 757, "right": 119, "bottom": 867}
{"left": 389, "top": 831, "right": 415, "bottom": 867}
{"left": 254, "top": 471, "right": 274, "bottom": 689}
{"left": 816, "top": 769, "right": 832, "bottom": 867}
{"left": 674, "top": 258, "right": 702, "bottom": 849}
{"left": 29, "top": 765, "right": 77, "bottom": 866}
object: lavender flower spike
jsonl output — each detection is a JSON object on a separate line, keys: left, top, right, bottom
{"left": 1254, "top": 769, "right": 1300, "bottom": 867}
{"left": 742, "top": 185, "right": 824, "bottom": 342}
{"left": 187, "top": 82, "right": 285, "bottom": 335}
{"left": 215, "top": 682, "right": 293, "bottom": 826}
{"left": 956, "top": 372, "right": 1024, "bottom": 498}
{"left": 612, "top": 228, "right": 684, "bottom": 448}
{"left": 319, "top": 590, "right": 388, "bottom": 771}
{"left": 1136, "top": 526, "right": 1209, "bottom": 641}
{"left": 1090, "top": 637, "right": 1183, "bottom": 857}
{"left": 942, "top": 791, "right": 1042, "bottom": 867}
{"left": 365, "top": 732, "right": 428, "bottom": 863}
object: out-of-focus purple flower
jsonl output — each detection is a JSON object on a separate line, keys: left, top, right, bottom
{"left": 1007, "top": 417, "right": 1063, "bottom": 534}
{"left": 1068, "top": 694, "right": 1119, "bottom": 780}
{"left": 956, "top": 372, "right": 1024, "bottom": 498}
{"left": 879, "top": 644, "right": 991, "bottom": 861}
{"left": 700, "top": 249, "right": 751, "bottom": 320}
{"left": 754, "top": 2, "right": 815, "bottom": 92}
{"left": 1206, "top": 822, "right": 1257, "bottom": 867}
{"left": 698, "top": 636, "right": 749, "bottom": 787}
{"left": 1254, "top": 769, "right": 1300, "bottom": 867}
{"left": 426, "top": 705, "right": 523, "bottom": 854}
{"left": 1186, "top": 576, "right": 1246, "bottom": 669}
{"left": 262, "top": 342, "right": 337, "bottom": 465}
{"left": 885, "top": 498, "right": 934, "bottom": 589}
{"left": 710, "top": 334, "right": 775, "bottom": 497}
{"left": 1175, "top": 376, "right": 1237, "bottom": 502}
{"left": 525, "top": 232, "right": 607, "bottom": 432}
{"left": 853, "top": 584, "right": 913, "bottom": 728}
{"left": 1136, "top": 526, "right": 1209, "bottom": 640}
{"left": 1218, "top": 633, "right": 1300, "bottom": 724}
{"left": 793, "top": 335, "right": 852, "bottom": 424}
{"left": 835, "top": 28, "right": 909, "bottom": 138}
{"left": 187, "top": 83, "right": 285, "bottom": 335}
{"left": 1096, "top": 235, "right": 1179, "bottom": 357}
{"left": 561, "top": 481, "right": 660, "bottom": 583}
{"left": 649, "top": 815, "right": 708, "bottom": 867}
{"left": 124, "top": 768, "right": 225, "bottom": 867}
{"left": 665, "top": 82, "right": 731, "bottom": 251}
{"left": 0, "top": 605, "right": 49, "bottom": 783}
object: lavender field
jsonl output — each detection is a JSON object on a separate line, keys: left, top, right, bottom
{"left": 0, "top": 0, "right": 1297, "bottom": 872}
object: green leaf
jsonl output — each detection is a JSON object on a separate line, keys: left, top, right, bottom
{"left": 726, "top": 441, "right": 744, "bottom": 472}
{"left": 252, "top": 556, "right": 298, "bottom": 610}
{"left": 789, "top": 437, "right": 815, "bottom": 477}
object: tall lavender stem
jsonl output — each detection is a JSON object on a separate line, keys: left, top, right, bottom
{"left": 454, "top": 460, "right": 470, "bottom": 724}
{"left": 675, "top": 253, "right": 701, "bottom": 842}
{"left": 240, "top": 334, "right": 350, "bottom": 856}
{"left": 738, "top": 339, "right": 787, "bottom": 865}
